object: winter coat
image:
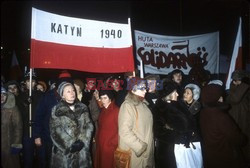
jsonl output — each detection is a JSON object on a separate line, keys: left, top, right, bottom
{"left": 227, "top": 82, "right": 250, "bottom": 161}
{"left": 1, "top": 92, "right": 23, "bottom": 168}
{"left": 34, "top": 89, "right": 61, "bottom": 142}
{"left": 50, "top": 100, "right": 94, "bottom": 168}
{"left": 118, "top": 93, "right": 154, "bottom": 168}
{"left": 153, "top": 99, "right": 199, "bottom": 168}
{"left": 18, "top": 89, "right": 43, "bottom": 137}
{"left": 145, "top": 92, "right": 158, "bottom": 111}
{"left": 94, "top": 101, "right": 119, "bottom": 168}
{"left": 200, "top": 84, "right": 247, "bottom": 168}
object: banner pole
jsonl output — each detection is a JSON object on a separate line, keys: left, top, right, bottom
{"left": 29, "top": 68, "right": 33, "bottom": 138}
{"left": 140, "top": 59, "right": 144, "bottom": 78}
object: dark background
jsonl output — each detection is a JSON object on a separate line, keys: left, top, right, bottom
{"left": 1, "top": 0, "right": 249, "bottom": 81}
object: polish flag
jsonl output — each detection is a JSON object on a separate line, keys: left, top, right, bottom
{"left": 30, "top": 8, "right": 134, "bottom": 73}
{"left": 9, "top": 51, "right": 23, "bottom": 80}
{"left": 225, "top": 18, "right": 242, "bottom": 90}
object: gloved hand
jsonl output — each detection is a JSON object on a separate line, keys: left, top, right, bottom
{"left": 70, "top": 140, "right": 84, "bottom": 153}
{"left": 10, "top": 147, "right": 22, "bottom": 155}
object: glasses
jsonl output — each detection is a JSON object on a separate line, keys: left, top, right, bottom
{"left": 137, "top": 86, "right": 147, "bottom": 91}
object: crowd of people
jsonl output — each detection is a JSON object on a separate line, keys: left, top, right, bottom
{"left": 1, "top": 68, "right": 250, "bottom": 168}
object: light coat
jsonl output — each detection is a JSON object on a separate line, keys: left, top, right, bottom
{"left": 118, "top": 93, "right": 154, "bottom": 168}
{"left": 1, "top": 92, "right": 23, "bottom": 168}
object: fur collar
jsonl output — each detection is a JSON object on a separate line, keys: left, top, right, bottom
{"left": 154, "top": 99, "right": 194, "bottom": 132}
{"left": 55, "top": 100, "right": 88, "bottom": 121}
{"left": 124, "top": 92, "right": 149, "bottom": 106}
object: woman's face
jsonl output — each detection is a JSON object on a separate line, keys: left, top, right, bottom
{"left": 112, "top": 79, "right": 120, "bottom": 92}
{"left": 172, "top": 73, "right": 182, "bottom": 84}
{"left": 8, "top": 84, "right": 19, "bottom": 96}
{"left": 1, "top": 93, "right": 7, "bottom": 104}
{"left": 62, "top": 85, "right": 76, "bottom": 103}
{"left": 100, "top": 94, "right": 111, "bottom": 108}
{"left": 183, "top": 88, "right": 193, "bottom": 104}
{"left": 36, "top": 84, "right": 45, "bottom": 92}
{"left": 25, "top": 79, "right": 36, "bottom": 90}
{"left": 132, "top": 83, "right": 147, "bottom": 98}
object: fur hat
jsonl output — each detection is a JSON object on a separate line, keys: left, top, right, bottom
{"left": 57, "top": 82, "right": 74, "bottom": 97}
{"left": 185, "top": 83, "right": 200, "bottom": 101}
{"left": 231, "top": 70, "right": 245, "bottom": 80}
{"left": 159, "top": 81, "right": 178, "bottom": 98}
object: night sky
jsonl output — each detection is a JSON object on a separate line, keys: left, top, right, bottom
{"left": 1, "top": 0, "right": 249, "bottom": 80}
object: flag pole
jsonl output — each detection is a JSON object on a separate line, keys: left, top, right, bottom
{"left": 140, "top": 59, "right": 144, "bottom": 78}
{"left": 225, "top": 17, "right": 242, "bottom": 90}
{"left": 29, "top": 68, "right": 33, "bottom": 138}
{"left": 128, "top": 17, "right": 136, "bottom": 78}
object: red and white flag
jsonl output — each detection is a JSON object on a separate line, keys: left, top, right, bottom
{"left": 30, "top": 8, "right": 134, "bottom": 73}
{"left": 225, "top": 18, "right": 242, "bottom": 89}
{"left": 9, "top": 50, "right": 23, "bottom": 80}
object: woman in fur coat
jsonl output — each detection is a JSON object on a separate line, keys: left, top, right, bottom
{"left": 153, "top": 80, "right": 202, "bottom": 168}
{"left": 50, "top": 82, "right": 94, "bottom": 168}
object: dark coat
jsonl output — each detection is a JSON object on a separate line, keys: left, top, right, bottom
{"left": 227, "top": 82, "right": 250, "bottom": 132}
{"left": 200, "top": 84, "right": 247, "bottom": 168}
{"left": 33, "top": 89, "right": 61, "bottom": 142}
{"left": 18, "top": 89, "right": 43, "bottom": 137}
{"left": 153, "top": 99, "right": 199, "bottom": 168}
{"left": 94, "top": 101, "right": 119, "bottom": 168}
{"left": 50, "top": 100, "right": 94, "bottom": 168}
{"left": 227, "top": 82, "right": 250, "bottom": 161}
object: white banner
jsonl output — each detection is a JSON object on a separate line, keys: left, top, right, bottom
{"left": 31, "top": 8, "right": 132, "bottom": 48}
{"left": 134, "top": 30, "right": 219, "bottom": 75}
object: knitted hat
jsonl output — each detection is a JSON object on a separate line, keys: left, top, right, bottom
{"left": 57, "top": 82, "right": 74, "bottom": 97}
{"left": 159, "top": 80, "right": 178, "bottom": 98}
{"left": 185, "top": 83, "right": 200, "bottom": 101}
{"left": 1, "top": 87, "right": 7, "bottom": 94}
